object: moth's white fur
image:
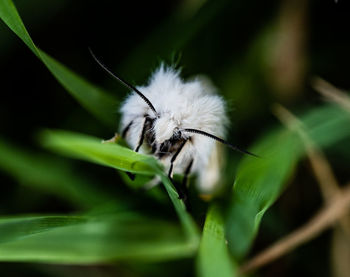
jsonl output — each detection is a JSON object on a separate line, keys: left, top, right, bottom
{"left": 120, "top": 65, "right": 228, "bottom": 194}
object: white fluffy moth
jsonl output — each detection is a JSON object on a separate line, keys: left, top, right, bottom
{"left": 89, "top": 49, "right": 256, "bottom": 208}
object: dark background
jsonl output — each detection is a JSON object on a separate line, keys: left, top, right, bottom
{"left": 0, "top": 0, "right": 350, "bottom": 276}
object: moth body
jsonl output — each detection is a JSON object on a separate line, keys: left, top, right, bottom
{"left": 120, "top": 66, "right": 227, "bottom": 194}
{"left": 89, "top": 49, "right": 255, "bottom": 199}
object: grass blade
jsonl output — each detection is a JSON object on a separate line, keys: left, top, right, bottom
{"left": 226, "top": 130, "right": 300, "bottom": 259}
{"left": 0, "top": 214, "right": 195, "bottom": 263}
{"left": 197, "top": 205, "right": 237, "bottom": 277}
{"left": 0, "top": 216, "right": 86, "bottom": 243}
{"left": 40, "top": 130, "right": 160, "bottom": 175}
{"left": 0, "top": 0, "right": 118, "bottom": 127}
{"left": 0, "top": 137, "right": 116, "bottom": 208}
{"left": 159, "top": 175, "right": 200, "bottom": 247}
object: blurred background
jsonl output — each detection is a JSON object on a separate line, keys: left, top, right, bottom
{"left": 0, "top": 0, "right": 350, "bottom": 276}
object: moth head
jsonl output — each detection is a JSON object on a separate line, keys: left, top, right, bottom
{"left": 153, "top": 115, "right": 181, "bottom": 144}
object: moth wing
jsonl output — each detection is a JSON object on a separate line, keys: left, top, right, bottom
{"left": 197, "top": 141, "right": 225, "bottom": 198}
{"left": 190, "top": 74, "right": 218, "bottom": 95}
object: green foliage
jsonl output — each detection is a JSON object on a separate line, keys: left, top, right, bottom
{"left": 0, "top": 0, "right": 200, "bottom": 267}
{"left": 40, "top": 129, "right": 200, "bottom": 245}
{"left": 226, "top": 104, "right": 350, "bottom": 259}
{"left": 0, "top": 0, "right": 349, "bottom": 276}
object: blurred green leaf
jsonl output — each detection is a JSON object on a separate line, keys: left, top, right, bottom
{"left": 303, "top": 104, "right": 350, "bottom": 147}
{"left": 0, "top": 214, "right": 195, "bottom": 263}
{"left": 0, "top": 0, "right": 118, "bottom": 127}
{"left": 40, "top": 130, "right": 200, "bottom": 247}
{"left": 226, "top": 130, "right": 300, "bottom": 259}
{"left": 197, "top": 205, "right": 237, "bottom": 277}
{"left": 226, "top": 104, "right": 350, "bottom": 259}
{"left": 0, "top": 215, "right": 86, "bottom": 243}
{"left": 0, "top": 137, "right": 116, "bottom": 208}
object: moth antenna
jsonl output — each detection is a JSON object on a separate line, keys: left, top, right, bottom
{"left": 183, "top": 128, "right": 258, "bottom": 157}
{"left": 88, "top": 48, "right": 158, "bottom": 116}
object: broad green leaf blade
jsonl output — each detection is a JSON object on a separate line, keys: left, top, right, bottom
{"left": 197, "top": 205, "right": 237, "bottom": 277}
{"left": 0, "top": 0, "right": 118, "bottom": 127}
{"left": 226, "top": 105, "right": 350, "bottom": 259}
{"left": 40, "top": 130, "right": 160, "bottom": 175}
{"left": 0, "top": 137, "right": 116, "bottom": 208}
{"left": 0, "top": 215, "right": 195, "bottom": 263}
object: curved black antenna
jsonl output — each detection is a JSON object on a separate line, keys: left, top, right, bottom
{"left": 88, "top": 48, "right": 158, "bottom": 116}
{"left": 183, "top": 128, "right": 258, "bottom": 157}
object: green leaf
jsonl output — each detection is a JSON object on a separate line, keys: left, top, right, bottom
{"left": 226, "top": 130, "right": 300, "bottom": 259}
{"left": 40, "top": 129, "right": 200, "bottom": 247}
{"left": 0, "top": 0, "right": 118, "bottom": 127}
{"left": 0, "top": 214, "right": 196, "bottom": 263}
{"left": 226, "top": 105, "right": 350, "bottom": 259}
{"left": 159, "top": 175, "right": 200, "bottom": 247}
{"left": 40, "top": 130, "right": 161, "bottom": 175}
{"left": 197, "top": 205, "right": 237, "bottom": 277}
{"left": 0, "top": 137, "right": 116, "bottom": 208}
{"left": 0, "top": 0, "right": 36, "bottom": 53}
{"left": 0, "top": 216, "right": 86, "bottom": 243}
{"left": 303, "top": 104, "right": 350, "bottom": 146}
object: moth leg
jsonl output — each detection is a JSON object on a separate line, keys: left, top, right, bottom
{"left": 168, "top": 140, "right": 188, "bottom": 200}
{"left": 126, "top": 117, "right": 149, "bottom": 181}
{"left": 125, "top": 172, "right": 136, "bottom": 181}
{"left": 102, "top": 133, "right": 120, "bottom": 144}
{"left": 122, "top": 120, "right": 133, "bottom": 139}
{"left": 135, "top": 117, "right": 149, "bottom": 152}
{"left": 182, "top": 159, "right": 193, "bottom": 190}
{"left": 120, "top": 120, "right": 136, "bottom": 180}
{"left": 103, "top": 118, "right": 134, "bottom": 145}
{"left": 180, "top": 159, "right": 193, "bottom": 212}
